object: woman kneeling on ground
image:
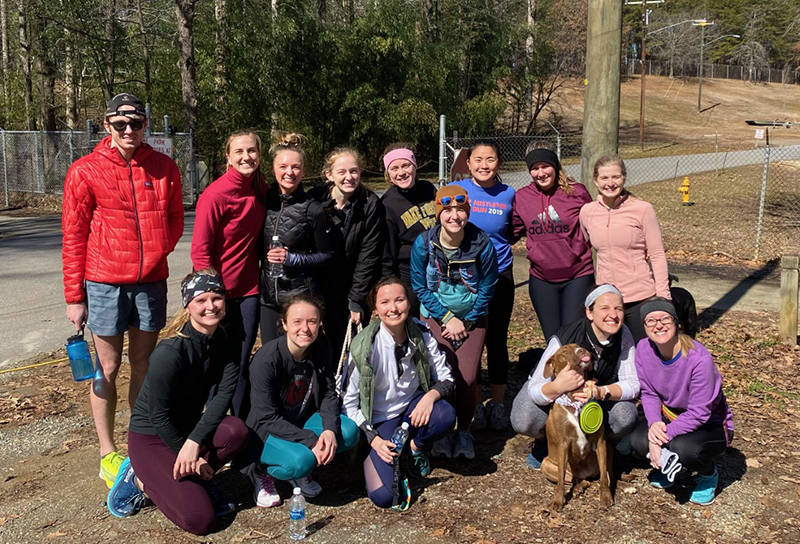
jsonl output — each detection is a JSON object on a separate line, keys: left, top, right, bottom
{"left": 107, "top": 269, "right": 250, "bottom": 536}
{"left": 631, "top": 298, "right": 734, "bottom": 505}
{"left": 410, "top": 184, "right": 498, "bottom": 460}
{"left": 243, "top": 294, "right": 359, "bottom": 507}
{"left": 342, "top": 277, "right": 456, "bottom": 508}
{"left": 510, "top": 284, "right": 640, "bottom": 470}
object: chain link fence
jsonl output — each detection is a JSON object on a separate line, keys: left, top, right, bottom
{"left": 0, "top": 130, "right": 198, "bottom": 208}
{"left": 443, "top": 130, "right": 800, "bottom": 262}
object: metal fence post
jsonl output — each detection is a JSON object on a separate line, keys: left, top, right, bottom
{"left": 2, "top": 130, "right": 8, "bottom": 208}
{"left": 86, "top": 120, "right": 92, "bottom": 154}
{"left": 438, "top": 114, "right": 446, "bottom": 186}
{"left": 69, "top": 131, "right": 74, "bottom": 164}
{"left": 164, "top": 115, "right": 169, "bottom": 136}
{"left": 547, "top": 120, "right": 561, "bottom": 159}
{"left": 754, "top": 130, "right": 771, "bottom": 260}
{"left": 187, "top": 129, "right": 196, "bottom": 205}
{"left": 33, "top": 131, "right": 43, "bottom": 193}
{"left": 145, "top": 103, "right": 152, "bottom": 137}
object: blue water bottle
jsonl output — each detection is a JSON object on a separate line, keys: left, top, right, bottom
{"left": 66, "top": 329, "right": 94, "bottom": 382}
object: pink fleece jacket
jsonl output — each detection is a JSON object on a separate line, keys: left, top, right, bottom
{"left": 579, "top": 194, "right": 670, "bottom": 302}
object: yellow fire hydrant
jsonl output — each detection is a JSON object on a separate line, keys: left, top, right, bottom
{"left": 678, "top": 177, "right": 691, "bottom": 205}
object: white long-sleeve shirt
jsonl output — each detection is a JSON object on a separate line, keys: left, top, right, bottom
{"left": 342, "top": 321, "right": 453, "bottom": 427}
{"left": 526, "top": 325, "right": 640, "bottom": 405}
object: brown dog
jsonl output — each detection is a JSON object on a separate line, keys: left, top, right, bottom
{"left": 541, "top": 343, "right": 613, "bottom": 511}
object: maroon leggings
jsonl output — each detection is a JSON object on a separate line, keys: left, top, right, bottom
{"left": 128, "top": 416, "right": 249, "bottom": 535}
{"left": 423, "top": 316, "right": 487, "bottom": 429}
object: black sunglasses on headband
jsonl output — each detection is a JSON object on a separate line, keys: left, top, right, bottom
{"left": 438, "top": 194, "right": 467, "bottom": 207}
{"left": 108, "top": 118, "right": 146, "bottom": 132}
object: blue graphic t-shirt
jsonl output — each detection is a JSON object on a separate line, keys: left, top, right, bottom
{"left": 453, "top": 178, "right": 515, "bottom": 272}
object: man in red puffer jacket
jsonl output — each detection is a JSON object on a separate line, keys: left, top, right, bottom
{"left": 61, "top": 93, "right": 184, "bottom": 490}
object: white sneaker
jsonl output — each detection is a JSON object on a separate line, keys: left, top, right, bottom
{"left": 254, "top": 471, "right": 281, "bottom": 508}
{"left": 289, "top": 476, "right": 322, "bottom": 498}
{"left": 453, "top": 431, "right": 475, "bottom": 460}
{"left": 430, "top": 433, "right": 454, "bottom": 459}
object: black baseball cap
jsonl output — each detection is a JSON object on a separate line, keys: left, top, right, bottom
{"left": 105, "top": 93, "right": 146, "bottom": 118}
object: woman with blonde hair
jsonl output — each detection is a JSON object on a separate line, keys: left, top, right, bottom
{"left": 260, "top": 132, "right": 337, "bottom": 344}
{"left": 106, "top": 269, "right": 250, "bottom": 535}
{"left": 632, "top": 297, "right": 733, "bottom": 505}
{"left": 309, "top": 147, "right": 385, "bottom": 353}
{"left": 580, "top": 154, "right": 670, "bottom": 342}
{"left": 192, "top": 130, "right": 268, "bottom": 419}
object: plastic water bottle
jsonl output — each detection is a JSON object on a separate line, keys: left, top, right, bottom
{"left": 391, "top": 422, "right": 410, "bottom": 454}
{"left": 288, "top": 487, "right": 306, "bottom": 540}
{"left": 268, "top": 236, "right": 284, "bottom": 279}
{"left": 66, "top": 330, "right": 94, "bottom": 382}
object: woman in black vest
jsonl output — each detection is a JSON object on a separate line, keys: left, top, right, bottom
{"left": 341, "top": 277, "right": 455, "bottom": 509}
{"left": 260, "top": 132, "right": 338, "bottom": 344}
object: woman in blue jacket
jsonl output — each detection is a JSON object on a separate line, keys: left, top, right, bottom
{"left": 410, "top": 184, "right": 498, "bottom": 460}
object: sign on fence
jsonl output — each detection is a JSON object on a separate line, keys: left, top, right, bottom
{"left": 754, "top": 129, "right": 765, "bottom": 140}
{"left": 146, "top": 136, "right": 174, "bottom": 158}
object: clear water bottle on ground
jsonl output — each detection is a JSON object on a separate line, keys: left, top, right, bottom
{"left": 392, "top": 422, "right": 410, "bottom": 454}
{"left": 289, "top": 487, "right": 306, "bottom": 540}
{"left": 268, "top": 236, "right": 284, "bottom": 279}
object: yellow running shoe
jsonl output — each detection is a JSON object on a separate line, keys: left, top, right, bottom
{"left": 100, "top": 451, "right": 124, "bottom": 489}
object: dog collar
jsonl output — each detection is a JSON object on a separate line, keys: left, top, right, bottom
{"left": 555, "top": 394, "right": 585, "bottom": 413}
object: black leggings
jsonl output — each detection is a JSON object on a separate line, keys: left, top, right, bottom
{"left": 227, "top": 295, "right": 261, "bottom": 420}
{"left": 623, "top": 299, "right": 648, "bottom": 343}
{"left": 631, "top": 419, "right": 729, "bottom": 475}
{"left": 528, "top": 274, "right": 594, "bottom": 341}
{"left": 486, "top": 268, "right": 515, "bottom": 386}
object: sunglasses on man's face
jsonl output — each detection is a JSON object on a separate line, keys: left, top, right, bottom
{"left": 438, "top": 194, "right": 467, "bottom": 207}
{"left": 108, "top": 118, "right": 145, "bottom": 132}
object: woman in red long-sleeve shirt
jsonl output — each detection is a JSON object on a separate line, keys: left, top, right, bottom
{"left": 191, "top": 131, "right": 268, "bottom": 420}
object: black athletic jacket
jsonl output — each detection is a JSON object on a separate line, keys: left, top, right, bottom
{"left": 246, "top": 334, "right": 340, "bottom": 448}
{"left": 309, "top": 184, "right": 385, "bottom": 314}
{"left": 129, "top": 322, "right": 240, "bottom": 452}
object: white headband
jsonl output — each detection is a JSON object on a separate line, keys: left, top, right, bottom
{"left": 584, "top": 284, "right": 623, "bottom": 308}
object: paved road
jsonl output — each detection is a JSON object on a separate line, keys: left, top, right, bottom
{"left": 500, "top": 144, "right": 800, "bottom": 188}
{"left": 0, "top": 213, "right": 196, "bottom": 368}
{"left": 0, "top": 210, "right": 783, "bottom": 370}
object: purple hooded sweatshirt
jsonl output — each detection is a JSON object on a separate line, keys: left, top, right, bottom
{"left": 511, "top": 180, "right": 593, "bottom": 282}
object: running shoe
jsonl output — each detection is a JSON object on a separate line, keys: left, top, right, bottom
{"left": 689, "top": 466, "right": 718, "bottom": 505}
{"left": 289, "top": 476, "right": 322, "bottom": 498}
{"left": 408, "top": 449, "right": 431, "bottom": 479}
{"left": 253, "top": 471, "right": 281, "bottom": 508}
{"left": 453, "top": 431, "right": 475, "bottom": 460}
{"left": 100, "top": 450, "right": 124, "bottom": 489}
{"left": 107, "top": 457, "right": 145, "bottom": 518}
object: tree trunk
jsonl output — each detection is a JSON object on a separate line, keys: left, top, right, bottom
{"left": 136, "top": 0, "right": 152, "bottom": 103}
{"left": 175, "top": 0, "right": 197, "bottom": 131}
{"left": 33, "top": 12, "right": 56, "bottom": 131}
{"left": 317, "top": 0, "right": 325, "bottom": 20}
{"left": 17, "top": 0, "right": 35, "bottom": 129}
{"left": 214, "top": 0, "right": 226, "bottom": 102}
{"left": 422, "top": 0, "right": 440, "bottom": 41}
{"left": 64, "top": 26, "right": 78, "bottom": 128}
{"left": 104, "top": 0, "right": 117, "bottom": 100}
{"left": 1, "top": 0, "right": 9, "bottom": 105}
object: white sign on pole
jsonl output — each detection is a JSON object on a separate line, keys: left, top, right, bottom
{"left": 146, "top": 136, "right": 174, "bottom": 158}
{"left": 754, "top": 129, "right": 765, "bottom": 140}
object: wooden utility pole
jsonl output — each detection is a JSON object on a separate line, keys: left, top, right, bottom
{"left": 580, "top": 0, "right": 623, "bottom": 191}
{"left": 780, "top": 255, "right": 799, "bottom": 346}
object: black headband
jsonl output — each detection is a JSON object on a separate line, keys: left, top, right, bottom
{"left": 181, "top": 273, "right": 226, "bottom": 308}
{"left": 640, "top": 299, "right": 679, "bottom": 323}
{"left": 525, "top": 149, "right": 561, "bottom": 175}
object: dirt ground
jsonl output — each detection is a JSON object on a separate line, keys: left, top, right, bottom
{"left": 1, "top": 286, "right": 799, "bottom": 544}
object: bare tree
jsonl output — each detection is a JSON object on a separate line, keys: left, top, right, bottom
{"left": 17, "top": 0, "right": 35, "bottom": 129}
{"left": 103, "top": 0, "right": 118, "bottom": 100}
{"left": 175, "top": 0, "right": 197, "bottom": 131}
{"left": 732, "top": 10, "right": 770, "bottom": 82}
{"left": 1, "top": 0, "right": 9, "bottom": 106}
{"left": 136, "top": 0, "right": 153, "bottom": 103}
{"left": 214, "top": 0, "right": 226, "bottom": 102}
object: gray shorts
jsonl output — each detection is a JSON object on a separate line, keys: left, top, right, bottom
{"left": 86, "top": 280, "right": 168, "bottom": 336}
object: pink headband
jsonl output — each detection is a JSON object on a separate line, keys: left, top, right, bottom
{"left": 383, "top": 148, "right": 417, "bottom": 170}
